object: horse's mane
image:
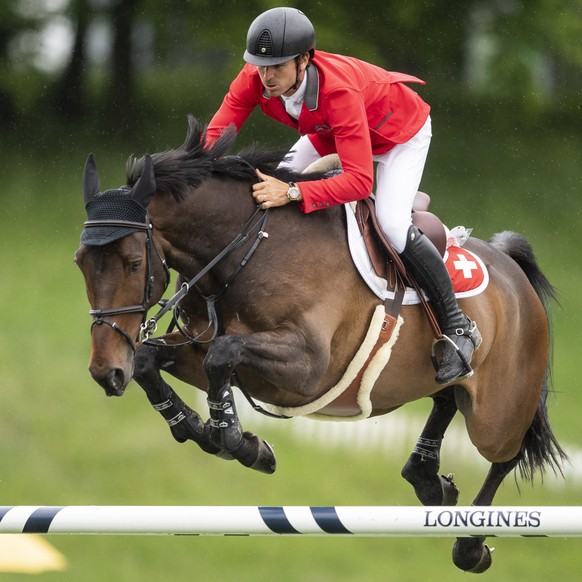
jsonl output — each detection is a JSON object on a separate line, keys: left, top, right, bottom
{"left": 126, "top": 115, "right": 329, "bottom": 202}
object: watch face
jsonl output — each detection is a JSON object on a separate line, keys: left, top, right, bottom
{"left": 288, "top": 186, "right": 300, "bottom": 200}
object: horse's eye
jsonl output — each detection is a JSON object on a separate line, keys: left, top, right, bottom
{"left": 130, "top": 260, "right": 143, "bottom": 273}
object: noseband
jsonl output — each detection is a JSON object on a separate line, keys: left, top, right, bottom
{"left": 84, "top": 218, "right": 170, "bottom": 351}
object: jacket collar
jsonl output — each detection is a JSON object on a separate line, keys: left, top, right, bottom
{"left": 261, "top": 64, "right": 320, "bottom": 111}
{"left": 303, "top": 64, "right": 319, "bottom": 111}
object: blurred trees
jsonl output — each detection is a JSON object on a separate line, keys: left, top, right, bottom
{"left": 1, "top": 0, "right": 581, "bottom": 134}
{"left": 51, "top": 0, "right": 90, "bottom": 118}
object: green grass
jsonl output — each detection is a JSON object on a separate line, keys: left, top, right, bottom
{"left": 1, "top": 112, "right": 581, "bottom": 580}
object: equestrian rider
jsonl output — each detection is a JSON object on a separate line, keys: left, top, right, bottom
{"left": 206, "top": 7, "right": 481, "bottom": 385}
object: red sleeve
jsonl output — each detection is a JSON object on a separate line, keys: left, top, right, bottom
{"left": 298, "top": 88, "right": 374, "bottom": 213}
{"left": 206, "top": 66, "right": 262, "bottom": 146}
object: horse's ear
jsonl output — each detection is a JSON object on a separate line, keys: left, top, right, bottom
{"left": 83, "top": 153, "right": 100, "bottom": 204}
{"left": 130, "top": 155, "right": 156, "bottom": 208}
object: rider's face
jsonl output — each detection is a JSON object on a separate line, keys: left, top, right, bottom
{"left": 256, "top": 54, "right": 309, "bottom": 98}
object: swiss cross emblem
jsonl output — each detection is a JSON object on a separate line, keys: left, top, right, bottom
{"left": 444, "top": 246, "right": 488, "bottom": 296}
{"left": 453, "top": 253, "right": 478, "bottom": 279}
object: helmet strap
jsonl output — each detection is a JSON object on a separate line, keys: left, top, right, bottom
{"left": 284, "top": 55, "right": 308, "bottom": 95}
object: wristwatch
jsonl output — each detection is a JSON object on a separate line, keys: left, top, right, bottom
{"left": 287, "top": 182, "right": 301, "bottom": 202}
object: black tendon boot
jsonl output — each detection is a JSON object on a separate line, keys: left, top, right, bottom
{"left": 399, "top": 226, "right": 482, "bottom": 385}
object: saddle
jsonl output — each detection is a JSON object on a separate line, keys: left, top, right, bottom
{"left": 301, "top": 155, "right": 445, "bottom": 336}
{"left": 354, "top": 193, "right": 446, "bottom": 338}
{"left": 355, "top": 192, "right": 446, "bottom": 280}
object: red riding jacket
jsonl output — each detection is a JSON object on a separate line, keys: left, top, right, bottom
{"left": 207, "top": 51, "right": 430, "bottom": 213}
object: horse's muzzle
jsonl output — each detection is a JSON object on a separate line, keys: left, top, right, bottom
{"left": 89, "top": 365, "right": 129, "bottom": 397}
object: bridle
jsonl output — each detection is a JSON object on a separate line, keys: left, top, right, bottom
{"left": 84, "top": 217, "right": 170, "bottom": 352}
{"left": 84, "top": 205, "right": 270, "bottom": 352}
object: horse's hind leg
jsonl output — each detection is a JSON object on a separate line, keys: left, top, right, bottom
{"left": 452, "top": 459, "right": 518, "bottom": 573}
{"left": 133, "top": 339, "right": 229, "bottom": 459}
{"left": 401, "top": 388, "right": 459, "bottom": 505}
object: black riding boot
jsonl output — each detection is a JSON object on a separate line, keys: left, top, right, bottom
{"left": 399, "top": 225, "right": 482, "bottom": 385}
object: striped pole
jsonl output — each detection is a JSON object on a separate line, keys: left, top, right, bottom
{"left": 1, "top": 506, "right": 582, "bottom": 537}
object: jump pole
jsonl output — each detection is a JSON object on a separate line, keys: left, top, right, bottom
{"left": 1, "top": 506, "right": 581, "bottom": 537}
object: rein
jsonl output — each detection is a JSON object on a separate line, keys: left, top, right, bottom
{"left": 142, "top": 205, "right": 270, "bottom": 344}
{"left": 142, "top": 154, "right": 269, "bottom": 344}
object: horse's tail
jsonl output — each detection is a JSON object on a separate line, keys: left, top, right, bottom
{"left": 489, "top": 231, "right": 568, "bottom": 482}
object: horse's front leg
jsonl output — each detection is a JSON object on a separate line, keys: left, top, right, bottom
{"left": 401, "top": 387, "right": 459, "bottom": 505}
{"left": 203, "top": 335, "right": 277, "bottom": 475}
{"left": 203, "top": 327, "right": 326, "bottom": 475}
{"left": 133, "top": 337, "right": 230, "bottom": 459}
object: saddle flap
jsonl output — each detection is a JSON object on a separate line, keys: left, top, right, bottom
{"left": 354, "top": 199, "right": 390, "bottom": 279}
{"left": 355, "top": 194, "right": 446, "bottom": 281}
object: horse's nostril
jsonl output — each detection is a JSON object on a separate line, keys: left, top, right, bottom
{"left": 89, "top": 365, "right": 127, "bottom": 396}
{"left": 108, "top": 368, "right": 126, "bottom": 392}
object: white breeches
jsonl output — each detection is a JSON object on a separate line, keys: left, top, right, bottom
{"left": 279, "top": 136, "right": 322, "bottom": 173}
{"left": 282, "top": 116, "right": 432, "bottom": 253}
{"left": 373, "top": 116, "right": 432, "bottom": 252}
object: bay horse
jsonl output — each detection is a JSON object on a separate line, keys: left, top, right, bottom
{"left": 75, "top": 116, "right": 566, "bottom": 573}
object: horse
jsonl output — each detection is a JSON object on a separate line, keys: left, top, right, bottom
{"left": 75, "top": 116, "right": 566, "bottom": 573}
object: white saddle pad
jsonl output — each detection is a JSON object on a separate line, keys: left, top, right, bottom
{"left": 344, "top": 203, "right": 489, "bottom": 304}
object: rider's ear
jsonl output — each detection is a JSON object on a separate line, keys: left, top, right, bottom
{"left": 131, "top": 155, "right": 156, "bottom": 208}
{"left": 82, "top": 153, "right": 100, "bottom": 205}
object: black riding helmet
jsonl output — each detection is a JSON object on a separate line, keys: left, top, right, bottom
{"left": 244, "top": 7, "right": 316, "bottom": 66}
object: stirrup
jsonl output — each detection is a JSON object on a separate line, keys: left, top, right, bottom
{"left": 431, "top": 334, "right": 472, "bottom": 375}
{"left": 458, "top": 319, "right": 482, "bottom": 351}
{"left": 431, "top": 321, "right": 481, "bottom": 384}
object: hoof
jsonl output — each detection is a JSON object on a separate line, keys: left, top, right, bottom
{"left": 248, "top": 437, "right": 276, "bottom": 474}
{"left": 452, "top": 538, "right": 493, "bottom": 573}
{"left": 235, "top": 432, "right": 277, "bottom": 474}
{"left": 439, "top": 473, "right": 459, "bottom": 506}
{"left": 401, "top": 461, "right": 459, "bottom": 506}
